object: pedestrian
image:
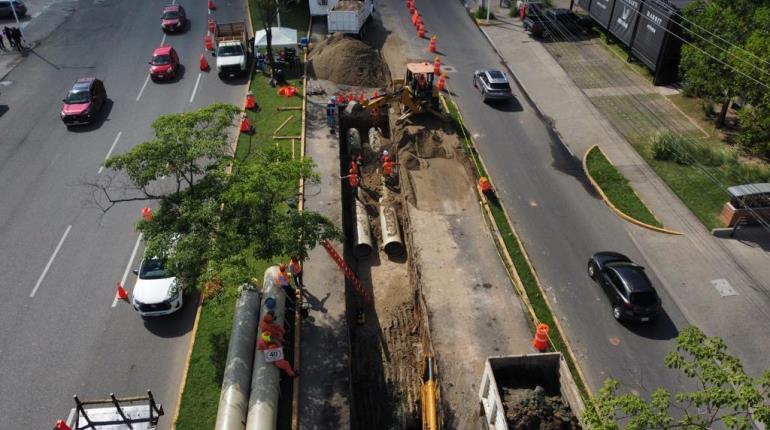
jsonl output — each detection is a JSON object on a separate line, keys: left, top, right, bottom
{"left": 274, "top": 263, "right": 296, "bottom": 305}
{"left": 326, "top": 97, "right": 337, "bottom": 131}
{"left": 257, "top": 331, "right": 296, "bottom": 378}
{"left": 3, "top": 27, "right": 14, "bottom": 50}
{"left": 12, "top": 27, "right": 23, "bottom": 51}
{"left": 0, "top": 32, "right": 5, "bottom": 50}
{"left": 288, "top": 256, "right": 303, "bottom": 288}
{"left": 340, "top": 168, "right": 360, "bottom": 195}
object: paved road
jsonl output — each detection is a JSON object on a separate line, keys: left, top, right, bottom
{"left": 376, "top": 0, "right": 693, "bottom": 397}
{"left": 0, "top": 0, "right": 247, "bottom": 427}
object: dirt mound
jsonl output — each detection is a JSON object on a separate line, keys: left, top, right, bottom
{"left": 309, "top": 33, "right": 390, "bottom": 87}
{"left": 501, "top": 386, "right": 581, "bottom": 430}
{"left": 395, "top": 127, "right": 450, "bottom": 162}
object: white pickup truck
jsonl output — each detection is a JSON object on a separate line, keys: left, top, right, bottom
{"left": 327, "top": 0, "right": 373, "bottom": 37}
{"left": 214, "top": 21, "right": 249, "bottom": 78}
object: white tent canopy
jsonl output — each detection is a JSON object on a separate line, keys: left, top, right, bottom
{"left": 253, "top": 27, "right": 298, "bottom": 51}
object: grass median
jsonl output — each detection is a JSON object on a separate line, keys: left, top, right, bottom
{"left": 175, "top": 3, "right": 309, "bottom": 427}
{"left": 444, "top": 95, "right": 590, "bottom": 400}
{"left": 585, "top": 146, "right": 662, "bottom": 228}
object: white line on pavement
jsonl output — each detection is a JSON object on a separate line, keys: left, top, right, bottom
{"left": 190, "top": 73, "right": 202, "bottom": 103}
{"left": 136, "top": 74, "right": 150, "bottom": 101}
{"left": 30, "top": 225, "right": 72, "bottom": 298}
{"left": 112, "top": 233, "right": 143, "bottom": 307}
{"left": 98, "top": 131, "right": 122, "bottom": 174}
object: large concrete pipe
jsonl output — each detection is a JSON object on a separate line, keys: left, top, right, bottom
{"left": 347, "top": 127, "right": 362, "bottom": 158}
{"left": 215, "top": 286, "right": 261, "bottom": 430}
{"left": 379, "top": 197, "right": 405, "bottom": 257}
{"left": 354, "top": 197, "right": 373, "bottom": 258}
{"left": 368, "top": 127, "right": 383, "bottom": 154}
{"left": 245, "top": 266, "right": 287, "bottom": 430}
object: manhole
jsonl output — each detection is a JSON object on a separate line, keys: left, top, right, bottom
{"left": 711, "top": 278, "right": 737, "bottom": 297}
{"left": 441, "top": 65, "right": 457, "bottom": 73}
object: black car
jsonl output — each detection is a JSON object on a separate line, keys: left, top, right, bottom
{"left": 587, "top": 252, "right": 662, "bottom": 322}
{"left": 544, "top": 8, "right": 590, "bottom": 37}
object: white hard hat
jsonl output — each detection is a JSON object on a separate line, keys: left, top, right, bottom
{"left": 383, "top": 150, "right": 389, "bottom": 156}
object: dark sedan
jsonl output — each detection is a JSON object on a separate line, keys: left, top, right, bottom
{"left": 587, "top": 252, "right": 662, "bottom": 322}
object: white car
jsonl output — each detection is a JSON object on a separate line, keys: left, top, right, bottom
{"left": 132, "top": 256, "right": 183, "bottom": 317}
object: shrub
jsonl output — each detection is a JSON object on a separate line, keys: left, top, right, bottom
{"left": 650, "top": 131, "right": 735, "bottom": 167}
{"left": 475, "top": 5, "right": 495, "bottom": 20}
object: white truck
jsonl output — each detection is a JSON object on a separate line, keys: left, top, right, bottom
{"left": 478, "top": 353, "right": 585, "bottom": 430}
{"left": 327, "top": 0, "right": 373, "bottom": 37}
{"left": 214, "top": 22, "right": 249, "bottom": 78}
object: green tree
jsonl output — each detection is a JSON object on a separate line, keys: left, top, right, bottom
{"left": 584, "top": 326, "right": 770, "bottom": 430}
{"left": 93, "top": 103, "right": 340, "bottom": 288}
{"left": 253, "top": 0, "right": 287, "bottom": 67}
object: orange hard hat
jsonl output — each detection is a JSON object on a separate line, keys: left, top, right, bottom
{"left": 279, "top": 263, "right": 287, "bottom": 271}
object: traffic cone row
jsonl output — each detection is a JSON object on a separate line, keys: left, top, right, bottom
{"left": 204, "top": 33, "right": 213, "bottom": 51}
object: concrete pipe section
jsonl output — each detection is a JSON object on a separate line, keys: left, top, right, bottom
{"left": 347, "top": 127, "right": 362, "bottom": 158}
{"left": 354, "top": 196, "right": 373, "bottom": 257}
{"left": 245, "top": 266, "right": 287, "bottom": 430}
{"left": 215, "top": 285, "right": 261, "bottom": 430}
{"left": 379, "top": 196, "right": 405, "bottom": 257}
{"left": 369, "top": 127, "right": 384, "bottom": 154}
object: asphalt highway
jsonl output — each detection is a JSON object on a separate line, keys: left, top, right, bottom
{"left": 0, "top": 0, "right": 247, "bottom": 427}
{"left": 376, "top": 0, "right": 693, "bottom": 397}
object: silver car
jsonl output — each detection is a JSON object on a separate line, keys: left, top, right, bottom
{"left": 0, "top": 0, "right": 27, "bottom": 18}
{"left": 473, "top": 69, "right": 513, "bottom": 102}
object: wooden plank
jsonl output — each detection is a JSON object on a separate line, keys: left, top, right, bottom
{"left": 274, "top": 115, "right": 294, "bottom": 135}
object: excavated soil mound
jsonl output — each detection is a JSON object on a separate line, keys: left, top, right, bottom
{"left": 309, "top": 33, "right": 390, "bottom": 87}
{"left": 501, "top": 386, "right": 581, "bottom": 430}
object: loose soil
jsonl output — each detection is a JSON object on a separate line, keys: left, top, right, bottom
{"left": 309, "top": 33, "right": 391, "bottom": 87}
{"left": 501, "top": 386, "right": 581, "bottom": 430}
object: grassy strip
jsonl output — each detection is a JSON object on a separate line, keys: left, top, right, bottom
{"left": 175, "top": 4, "right": 309, "bottom": 428}
{"left": 586, "top": 146, "right": 663, "bottom": 228}
{"left": 444, "top": 96, "right": 590, "bottom": 400}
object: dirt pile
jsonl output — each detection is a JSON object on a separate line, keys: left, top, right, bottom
{"left": 501, "top": 386, "right": 581, "bottom": 430}
{"left": 309, "top": 33, "right": 390, "bottom": 87}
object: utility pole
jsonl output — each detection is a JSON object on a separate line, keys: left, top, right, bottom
{"left": 486, "top": 0, "right": 491, "bottom": 23}
{"left": 10, "top": 1, "right": 26, "bottom": 48}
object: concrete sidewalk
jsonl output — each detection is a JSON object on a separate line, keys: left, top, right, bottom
{"left": 480, "top": 4, "right": 770, "bottom": 378}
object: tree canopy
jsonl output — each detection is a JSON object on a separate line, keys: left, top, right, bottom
{"left": 584, "top": 326, "right": 770, "bottom": 430}
{"left": 95, "top": 103, "right": 340, "bottom": 288}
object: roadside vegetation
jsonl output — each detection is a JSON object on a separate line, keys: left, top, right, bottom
{"left": 444, "top": 96, "right": 589, "bottom": 399}
{"left": 586, "top": 146, "right": 662, "bottom": 228}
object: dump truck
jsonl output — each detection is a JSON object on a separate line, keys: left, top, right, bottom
{"left": 327, "top": 0, "right": 373, "bottom": 37}
{"left": 478, "top": 353, "right": 585, "bottom": 430}
{"left": 214, "top": 21, "right": 249, "bottom": 78}
{"left": 58, "top": 391, "right": 164, "bottom": 429}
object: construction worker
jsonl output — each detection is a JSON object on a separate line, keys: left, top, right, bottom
{"left": 260, "top": 310, "right": 285, "bottom": 344}
{"left": 257, "top": 331, "right": 296, "bottom": 378}
{"left": 275, "top": 264, "right": 296, "bottom": 305}
{"left": 288, "top": 256, "right": 304, "bottom": 288}
{"left": 381, "top": 149, "right": 391, "bottom": 164}
{"left": 340, "top": 168, "right": 360, "bottom": 195}
{"left": 326, "top": 97, "right": 337, "bottom": 131}
{"left": 382, "top": 159, "right": 397, "bottom": 177}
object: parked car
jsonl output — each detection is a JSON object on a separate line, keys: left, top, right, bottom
{"left": 472, "top": 69, "right": 513, "bottom": 102}
{"left": 149, "top": 45, "right": 179, "bottom": 81}
{"left": 0, "top": 0, "right": 26, "bottom": 18}
{"left": 544, "top": 8, "right": 590, "bottom": 37}
{"left": 587, "top": 252, "right": 662, "bottom": 322}
{"left": 132, "top": 253, "right": 183, "bottom": 317}
{"left": 160, "top": 4, "right": 186, "bottom": 32}
{"left": 523, "top": 13, "right": 547, "bottom": 38}
{"left": 60, "top": 77, "right": 107, "bottom": 126}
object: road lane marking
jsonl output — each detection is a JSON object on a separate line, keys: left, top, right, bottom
{"left": 30, "top": 225, "right": 72, "bottom": 297}
{"left": 112, "top": 233, "right": 143, "bottom": 307}
{"left": 161, "top": 33, "right": 167, "bottom": 46}
{"left": 136, "top": 74, "right": 151, "bottom": 101}
{"left": 98, "top": 131, "right": 122, "bottom": 174}
{"left": 190, "top": 73, "right": 202, "bottom": 103}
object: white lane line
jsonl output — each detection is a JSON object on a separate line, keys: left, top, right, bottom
{"left": 136, "top": 74, "right": 151, "bottom": 101}
{"left": 160, "top": 33, "right": 167, "bottom": 46}
{"left": 189, "top": 73, "right": 202, "bottom": 103}
{"left": 30, "top": 225, "right": 72, "bottom": 298}
{"left": 112, "top": 233, "right": 143, "bottom": 307}
{"left": 98, "top": 131, "right": 122, "bottom": 174}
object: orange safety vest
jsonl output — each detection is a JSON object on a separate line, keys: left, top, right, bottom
{"left": 274, "top": 271, "right": 290, "bottom": 286}
{"left": 289, "top": 259, "right": 302, "bottom": 275}
{"left": 348, "top": 173, "right": 360, "bottom": 187}
{"left": 383, "top": 161, "right": 395, "bottom": 176}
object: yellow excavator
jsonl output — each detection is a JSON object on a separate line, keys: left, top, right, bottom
{"left": 357, "top": 61, "right": 444, "bottom": 123}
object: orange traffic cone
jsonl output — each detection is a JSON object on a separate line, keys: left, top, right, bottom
{"left": 416, "top": 15, "right": 423, "bottom": 28}
{"left": 205, "top": 34, "right": 213, "bottom": 51}
{"left": 437, "top": 73, "right": 446, "bottom": 91}
{"left": 532, "top": 323, "right": 549, "bottom": 352}
{"left": 208, "top": 17, "right": 216, "bottom": 34}
{"left": 359, "top": 91, "right": 365, "bottom": 103}
{"left": 429, "top": 35, "right": 437, "bottom": 53}
{"left": 141, "top": 206, "right": 153, "bottom": 221}
{"left": 434, "top": 56, "right": 441, "bottom": 75}
{"left": 418, "top": 24, "right": 425, "bottom": 38}
{"left": 412, "top": 11, "right": 418, "bottom": 25}
{"left": 208, "top": 0, "right": 215, "bottom": 10}
{"left": 337, "top": 92, "right": 345, "bottom": 104}
{"left": 55, "top": 420, "right": 73, "bottom": 430}
{"left": 245, "top": 91, "right": 256, "bottom": 110}
{"left": 117, "top": 282, "right": 129, "bottom": 301}
{"left": 199, "top": 54, "right": 209, "bottom": 71}
{"left": 347, "top": 91, "right": 354, "bottom": 102}
{"left": 478, "top": 176, "right": 492, "bottom": 193}
{"left": 240, "top": 115, "right": 253, "bottom": 133}
{"left": 409, "top": 2, "right": 415, "bottom": 13}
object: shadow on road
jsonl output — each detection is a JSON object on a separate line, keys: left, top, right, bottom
{"left": 486, "top": 96, "right": 523, "bottom": 113}
{"left": 0, "top": 105, "right": 8, "bottom": 117}
{"left": 624, "top": 310, "right": 679, "bottom": 341}
{"left": 142, "top": 291, "right": 199, "bottom": 338}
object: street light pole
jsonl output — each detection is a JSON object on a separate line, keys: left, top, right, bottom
{"left": 9, "top": 1, "right": 26, "bottom": 48}
{"left": 486, "top": 0, "right": 491, "bottom": 23}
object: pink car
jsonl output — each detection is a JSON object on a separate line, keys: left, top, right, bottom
{"left": 60, "top": 77, "right": 107, "bottom": 126}
{"left": 160, "top": 4, "right": 186, "bottom": 32}
{"left": 149, "top": 45, "right": 180, "bottom": 81}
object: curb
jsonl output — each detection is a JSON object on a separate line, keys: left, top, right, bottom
{"left": 582, "top": 145, "right": 684, "bottom": 236}
{"left": 170, "top": 290, "right": 206, "bottom": 429}
{"left": 440, "top": 91, "right": 594, "bottom": 399}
